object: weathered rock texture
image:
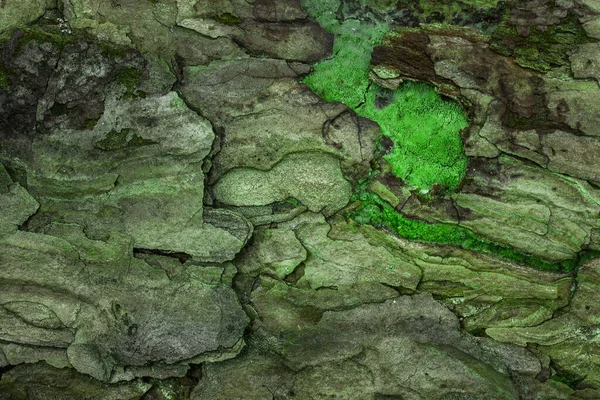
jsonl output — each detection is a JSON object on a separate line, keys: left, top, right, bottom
{"left": 1, "top": 0, "right": 600, "bottom": 398}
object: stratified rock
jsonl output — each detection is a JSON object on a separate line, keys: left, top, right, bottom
{"left": 485, "top": 256, "right": 600, "bottom": 388}
{"left": 238, "top": 218, "right": 569, "bottom": 341}
{"left": 281, "top": 295, "right": 536, "bottom": 399}
{"left": 0, "top": 164, "right": 39, "bottom": 235}
{"left": 180, "top": 58, "right": 378, "bottom": 183}
{"left": 371, "top": 25, "right": 600, "bottom": 261}
{"left": 192, "top": 294, "right": 544, "bottom": 399}
{"left": 0, "top": 225, "right": 248, "bottom": 381}
{"left": 62, "top": 0, "right": 248, "bottom": 63}
{"left": 234, "top": 21, "right": 334, "bottom": 62}
{"left": 453, "top": 157, "right": 600, "bottom": 261}
{"left": 0, "top": 35, "right": 252, "bottom": 262}
{"left": 191, "top": 349, "right": 295, "bottom": 400}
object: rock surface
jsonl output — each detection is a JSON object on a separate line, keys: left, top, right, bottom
{"left": 2, "top": 0, "right": 600, "bottom": 398}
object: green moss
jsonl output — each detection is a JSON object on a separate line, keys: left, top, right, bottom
{"left": 549, "top": 370, "right": 585, "bottom": 389}
{"left": 348, "top": 187, "right": 590, "bottom": 273}
{"left": 491, "top": 11, "right": 597, "bottom": 72}
{"left": 303, "top": 0, "right": 598, "bottom": 272}
{"left": 15, "top": 28, "right": 76, "bottom": 52}
{"left": 0, "top": 69, "right": 9, "bottom": 88}
{"left": 359, "top": 83, "right": 468, "bottom": 191}
{"left": 214, "top": 13, "right": 241, "bottom": 25}
{"left": 85, "top": 118, "right": 100, "bottom": 129}
{"left": 301, "top": 0, "right": 341, "bottom": 32}
{"left": 1, "top": 27, "right": 132, "bottom": 60}
{"left": 116, "top": 67, "right": 143, "bottom": 97}
{"left": 302, "top": 12, "right": 468, "bottom": 191}
{"left": 95, "top": 128, "right": 157, "bottom": 151}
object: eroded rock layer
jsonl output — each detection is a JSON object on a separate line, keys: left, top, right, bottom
{"left": 2, "top": 0, "right": 600, "bottom": 399}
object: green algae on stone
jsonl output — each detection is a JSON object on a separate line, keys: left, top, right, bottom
{"left": 94, "top": 128, "right": 157, "bottom": 151}
{"left": 214, "top": 12, "right": 242, "bottom": 25}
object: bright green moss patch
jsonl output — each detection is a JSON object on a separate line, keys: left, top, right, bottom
{"left": 302, "top": 16, "right": 388, "bottom": 108}
{"left": 348, "top": 188, "right": 591, "bottom": 273}
{"left": 301, "top": 0, "right": 598, "bottom": 272}
{"left": 302, "top": 9, "right": 468, "bottom": 191}
{"left": 359, "top": 83, "right": 468, "bottom": 191}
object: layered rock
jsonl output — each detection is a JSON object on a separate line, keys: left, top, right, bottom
{"left": 2, "top": 0, "right": 600, "bottom": 398}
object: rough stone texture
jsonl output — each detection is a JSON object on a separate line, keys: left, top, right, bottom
{"left": 242, "top": 219, "right": 572, "bottom": 337}
{"left": 372, "top": 25, "right": 600, "bottom": 262}
{"left": 3, "top": 0, "right": 600, "bottom": 398}
{"left": 484, "top": 256, "right": 600, "bottom": 389}
{"left": 0, "top": 36, "right": 252, "bottom": 262}
{"left": 192, "top": 295, "right": 546, "bottom": 400}
{"left": 235, "top": 21, "right": 334, "bottom": 62}
{"left": 0, "top": 167, "right": 39, "bottom": 235}
{"left": 0, "top": 0, "right": 46, "bottom": 34}
{"left": 213, "top": 152, "right": 352, "bottom": 216}
{"left": 180, "top": 58, "right": 379, "bottom": 183}
{"left": 0, "top": 226, "right": 248, "bottom": 381}
{"left": 0, "top": 362, "right": 151, "bottom": 400}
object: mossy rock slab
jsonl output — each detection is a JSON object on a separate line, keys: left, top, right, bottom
{"left": 485, "top": 256, "right": 600, "bottom": 388}
{"left": 281, "top": 294, "right": 534, "bottom": 399}
{"left": 234, "top": 21, "right": 333, "bottom": 62}
{"left": 0, "top": 181, "right": 39, "bottom": 236}
{"left": 235, "top": 228, "right": 307, "bottom": 279}
{"left": 293, "top": 220, "right": 422, "bottom": 291}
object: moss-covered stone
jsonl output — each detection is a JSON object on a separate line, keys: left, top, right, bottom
{"left": 116, "top": 66, "right": 143, "bottom": 97}
{"left": 0, "top": 0, "right": 46, "bottom": 35}
{"left": 95, "top": 128, "right": 157, "bottom": 151}
{"left": 0, "top": 362, "right": 151, "bottom": 400}
{"left": 490, "top": 10, "right": 597, "bottom": 73}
